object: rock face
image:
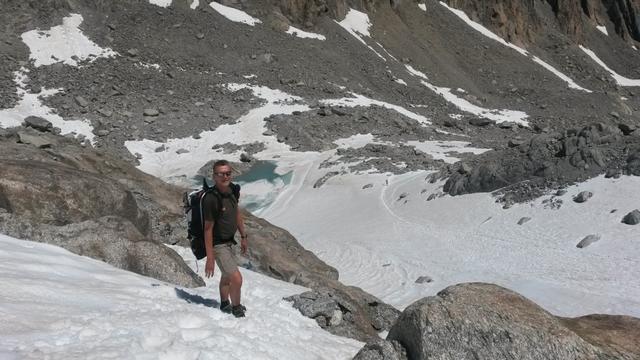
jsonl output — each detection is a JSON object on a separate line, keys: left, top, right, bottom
{"left": 442, "top": 124, "right": 633, "bottom": 201}
{"left": 444, "top": 0, "right": 640, "bottom": 45}
{"left": 377, "top": 283, "right": 640, "bottom": 360}
{"left": 0, "top": 128, "right": 203, "bottom": 287}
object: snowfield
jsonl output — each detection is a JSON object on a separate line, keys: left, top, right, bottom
{"left": 0, "top": 235, "right": 362, "bottom": 359}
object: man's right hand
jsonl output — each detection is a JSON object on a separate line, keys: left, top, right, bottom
{"left": 205, "top": 258, "right": 215, "bottom": 278}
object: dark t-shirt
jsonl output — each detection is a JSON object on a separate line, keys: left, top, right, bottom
{"left": 202, "top": 190, "right": 238, "bottom": 245}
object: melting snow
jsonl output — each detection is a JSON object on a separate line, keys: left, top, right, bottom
{"left": 418, "top": 3, "right": 427, "bottom": 12}
{"left": 337, "top": 9, "right": 386, "bottom": 61}
{"left": 210, "top": 2, "right": 262, "bottom": 26}
{"left": 405, "top": 65, "right": 530, "bottom": 125}
{"left": 580, "top": 46, "right": 640, "bottom": 87}
{"left": 439, "top": 2, "right": 591, "bottom": 92}
{"left": 321, "top": 93, "right": 431, "bottom": 125}
{"left": 286, "top": 26, "right": 326, "bottom": 40}
{"left": 0, "top": 69, "right": 95, "bottom": 142}
{"left": 20, "top": 14, "right": 117, "bottom": 67}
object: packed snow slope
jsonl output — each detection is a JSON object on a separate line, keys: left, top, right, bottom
{"left": 0, "top": 234, "right": 362, "bottom": 359}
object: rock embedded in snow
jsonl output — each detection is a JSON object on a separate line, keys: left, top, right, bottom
{"left": 74, "top": 96, "right": 89, "bottom": 107}
{"left": 605, "top": 168, "right": 622, "bottom": 178}
{"left": 397, "top": 192, "right": 408, "bottom": 201}
{"left": 175, "top": 148, "right": 189, "bottom": 154}
{"left": 23, "top": 116, "right": 52, "bottom": 132}
{"left": 415, "top": 276, "right": 433, "bottom": 284}
{"left": 517, "top": 217, "right": 531, "bottom": 225}
{"left": 576, "top": 234, "right": 601, "bottom": 248}
{"left": 143, "top": 108, "right": 160, "bottom": 116}
{"left": 469, "top": 117, "right": 493, "bottom": 126}
{"left": 621, "top": 210, "right": 640, "bottom": 225}
{"left": 573, "top": 191, "right": 593, "bottom": 203}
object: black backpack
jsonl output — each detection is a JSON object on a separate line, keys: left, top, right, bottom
{"left": 183, "top": 179, "right": 241, "bottom": 260}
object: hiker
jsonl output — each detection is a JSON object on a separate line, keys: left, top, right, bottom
{"left": 203, "top": 159, "right": 248, "bottom": 318}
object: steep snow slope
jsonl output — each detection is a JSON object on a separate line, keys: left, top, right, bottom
{"left": 0, "top": 234, "right": 362, "bottom": 359}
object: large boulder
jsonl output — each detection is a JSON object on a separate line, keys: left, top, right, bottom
{"left": 0, "top": 212, "right": 204, "bottom": 287}
{"left": 381, "top": 283, "right": 640, "bottom": 360}
{"left": 0, "top": 129, "right": 200, "bottom": 287}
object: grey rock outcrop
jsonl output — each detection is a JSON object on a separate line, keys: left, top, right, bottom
{"left": 353, "top": 339, "right": 407, "bottom": 360}
{"left": 443, "top": 124, "right": 631, "bottom": 200}
{"left": 284, "top": 286, "right": 400, "bottom": 341}
{"left": 621, "top": 209, "right": 640, "bottom": 225}
{"left": 382, "top": 283, "right": 640, "bottom": 360}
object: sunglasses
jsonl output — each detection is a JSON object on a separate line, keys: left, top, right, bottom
{"left": 214, "top": 172, "right": 232, "bottom": 178}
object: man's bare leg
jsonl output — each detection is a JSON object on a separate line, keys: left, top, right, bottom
{"left": 229, "top": 270, "right": 243, "bottom": 306}
{"left": 219, "top": 276, "right": 231, "bottom": 304}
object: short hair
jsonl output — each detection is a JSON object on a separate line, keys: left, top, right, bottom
{"left": 213, "top": 159, "right": 231, "bottom": 171}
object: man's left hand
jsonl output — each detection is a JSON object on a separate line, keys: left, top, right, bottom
{"left": 241, "top": 237, "right": 248, "bottom": 254}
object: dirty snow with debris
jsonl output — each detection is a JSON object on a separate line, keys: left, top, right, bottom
{"left": 0, "top": 69, "right": 95, "bottom": 143}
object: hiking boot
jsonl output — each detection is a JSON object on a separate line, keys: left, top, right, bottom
{"left": 220, "top": 301, "right": 232, "bottom": 314}
{"left": 231, "top": 304, "right": 246, "bottom": 318}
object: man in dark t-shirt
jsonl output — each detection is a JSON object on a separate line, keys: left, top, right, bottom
{"left": 203, "top": 160, "right": 248, "bottom": 318}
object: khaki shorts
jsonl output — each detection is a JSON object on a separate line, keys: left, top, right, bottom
{"left": 214, "top": 243, "right": 238, "bottom": 277}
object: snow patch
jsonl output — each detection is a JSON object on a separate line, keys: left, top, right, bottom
{"left": 580, "top": 46, "right": 640, "bottom": 87}
{"left": 334, "top": 133, "right": 377, "bottom": 149}
{"left": 418, "top": 3, "right": 427, "bottom": 11}
{"left": 596, "top": 25, "right": 608, "bottom": 36}
{"left": 321, "top": 93, "right": 431, "bottom": 125}
{"left": 405, "top": 65, "right": 529, "bottom": 125}
{"left": 20, "top": 14, "right": 117, "bottom": 67}
{"left": 286, "top": 26, "right": 326, "bottom": 40}
{"left": 336, "top": 9, "right": 386, "bottom": 61}
{"left": 125, "top": 83, "right": 310, "bottom": 183}
{"left": 148, "top": 0, "right": 172, "bottom": 7}
{"left": 210, "top": 2, "right": 262, "bottom": 26}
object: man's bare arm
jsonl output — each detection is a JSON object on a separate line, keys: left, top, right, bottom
{"left": 204, "top": 220, "right": 215, "bottom": 277}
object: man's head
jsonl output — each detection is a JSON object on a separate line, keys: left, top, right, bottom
{"left": 212, "top": 160, "right": 233, "bottom": 189}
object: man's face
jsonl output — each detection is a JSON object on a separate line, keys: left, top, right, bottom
{"left": 213, "top": 164, "right": 232, "bottom": 187}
